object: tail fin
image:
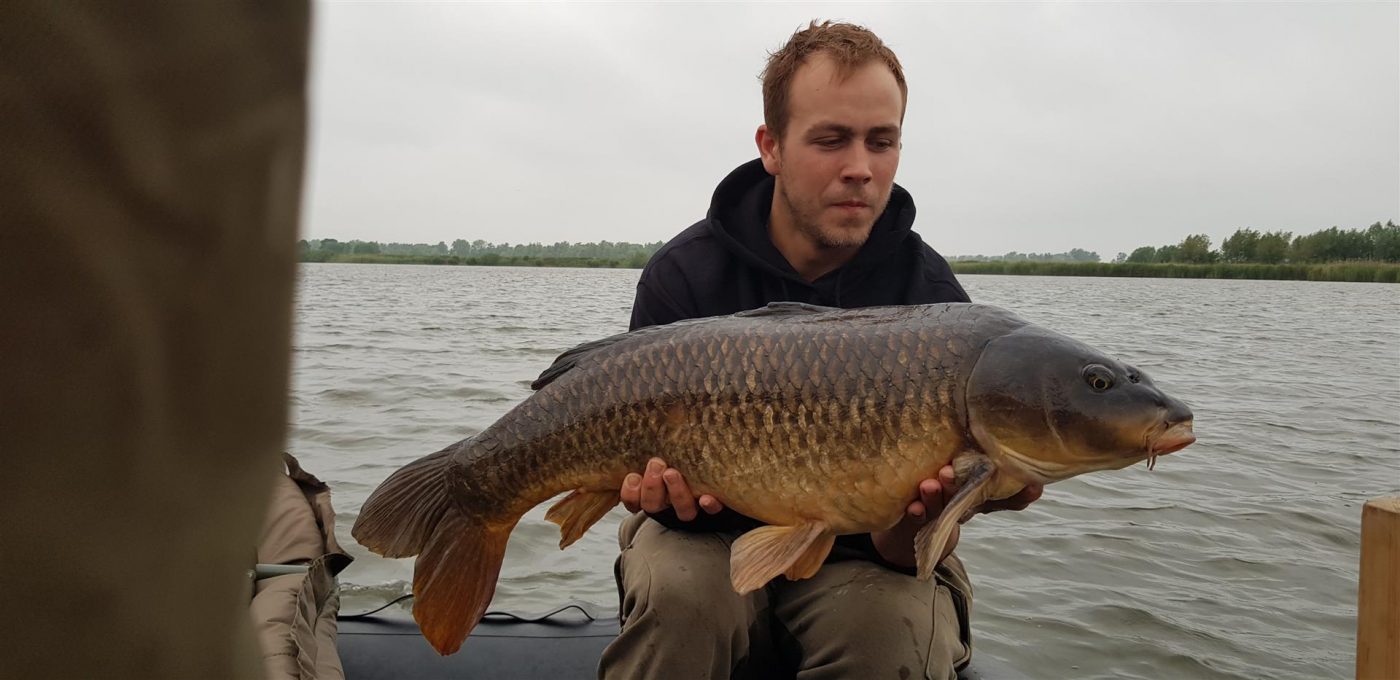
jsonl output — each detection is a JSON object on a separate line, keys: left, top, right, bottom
{"left": 351, "top": 444, "right": 519, "bottom": 655}
{"left": 352, "top": 447, "right": 455, "bottom": 558}
{"left": 413, "top": 510, "right": 517, "bottom": 654}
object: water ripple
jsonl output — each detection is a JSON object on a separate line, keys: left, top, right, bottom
{"left": 288, "top": 266, "right": 1398, "bottom": 677}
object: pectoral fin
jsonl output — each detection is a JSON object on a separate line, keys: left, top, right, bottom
{"left": 915, "top": 457, "right": 996, "bottom": 581}
{"left": 544, "top": 489, "right": 620, "bottom": 549}
{"left": 730, "top": 520, "right": 832, "bottom": 595}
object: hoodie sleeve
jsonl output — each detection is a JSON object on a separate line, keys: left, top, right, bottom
{"left": 831, "top": 533, "right": 917, "bottom": 576}
{"left": 629, "top": 254, "right": 695, "bottom": 331}
{"left": 628, "top": 253, "right": 772, "bottom": 533}
{"left": 646, "top": 506, "right": 764, "bottom": 534}
{"left": 629, "top": 279, "right": 689, "bottom": 332}
{"left": 912, "top": 243, "right": 972, "bottom": 304}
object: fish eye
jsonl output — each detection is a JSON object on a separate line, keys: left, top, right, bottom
{"left": 1082, "top": 365, "right": 1115, "bottom": 392}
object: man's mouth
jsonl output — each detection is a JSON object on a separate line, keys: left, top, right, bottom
{"left": 831, "top": 200, "right": 868, "bottom": 209}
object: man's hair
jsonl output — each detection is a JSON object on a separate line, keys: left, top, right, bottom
{"left": 761, "top": 20, "right": 908, "bottom": 143}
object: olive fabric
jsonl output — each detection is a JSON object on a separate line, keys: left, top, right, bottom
{"left": 250, "top": 455, "right": 353, "bottom": 680}
{"left": 599, "top": 512, "right": 973, "bottom": 680}
{"left": 0, "top": 2, "right": 309, "bottom": 677}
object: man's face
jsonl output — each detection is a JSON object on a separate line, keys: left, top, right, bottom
{"left": 759, "top": 54, "right": 904, "bottom": 251}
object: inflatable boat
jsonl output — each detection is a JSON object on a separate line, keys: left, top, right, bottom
{"left": 335, "top": 598, "right": 1019, "bottom": 679}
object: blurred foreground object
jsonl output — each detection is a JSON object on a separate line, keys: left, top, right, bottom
{"left": 250, "top": 454, "right": 352, "bottom": 680}
{"left": 0, "top": 2, "right": 309, "bottom": 677}
{"left": 1357, "top": 497, "right": 1400, "bottom": 679}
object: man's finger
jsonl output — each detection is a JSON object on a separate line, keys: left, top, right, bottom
{"left": 621, "top": 473, "right": 642, "bottom": 513}
{"left": 1002, "top": 484, "right": 1044, "bottom": 511}
{"left": 937, "top": 465, "right": 958, "bottom": 494}
{"left": 639, "top": 458, "right": 668, "bottom": 513}
{"left": 662, "top": 468, "right": 698, "bottom": 521}
{"left": 918, "top": 478, "right": 943, "bottom": 514}
{"left": 982, "top": 483, "right": 1045, "bottom": 514}
{"left": 698, "top": 494, "right": 724, "bottom": 514}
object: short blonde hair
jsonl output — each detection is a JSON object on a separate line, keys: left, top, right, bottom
{"left": 761, "top": 20, "right": 908, "bottom": 142}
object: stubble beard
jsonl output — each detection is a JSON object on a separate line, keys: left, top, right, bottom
{"left": 777, "top": 182, "right": 882, "bottom": 251}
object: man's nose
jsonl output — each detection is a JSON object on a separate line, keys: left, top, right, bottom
{"left": 841, "top": 146, "right": 873, "bottom": 184}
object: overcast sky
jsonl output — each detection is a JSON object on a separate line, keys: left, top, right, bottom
{"left": 302, "top": 1, "right": 1399, "bottom": 259}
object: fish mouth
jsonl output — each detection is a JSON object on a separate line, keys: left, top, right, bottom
{"left": 1144, "top": 420, "right": 1195, "bottom": 470}
{"left": 1152, "top": 420, "right": 1196, "bottom": 454}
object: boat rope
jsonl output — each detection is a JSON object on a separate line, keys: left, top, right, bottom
{"left": 337, "top": 596, "right": 601, "bottom": 623}
{"left": 338, "top": 594, "right": 414, "bottom": 620}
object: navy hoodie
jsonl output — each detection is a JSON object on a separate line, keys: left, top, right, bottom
{"left": 628, "top": 159, "right": 970, "bottom": 570}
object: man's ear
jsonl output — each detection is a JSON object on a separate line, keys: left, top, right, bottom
{"left": 755, "top": 125, "right": 781, "bottom": 175}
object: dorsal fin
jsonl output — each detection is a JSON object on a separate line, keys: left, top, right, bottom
{"left": 530, "top": 317, "right": 714, "bottom": 391}
{"left": 530, "top": 332, "right": 632, "bottom": 390}
{"left": 734, "top": 301, "right": 837, "bottom": 318}
{"left": 531, "top": 303, "right": 838, "bottom": 391}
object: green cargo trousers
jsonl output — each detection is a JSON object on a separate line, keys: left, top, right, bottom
{"left": 598, "top": 512, "right": 973, "bottom": 680}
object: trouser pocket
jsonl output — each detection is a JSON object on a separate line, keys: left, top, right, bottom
{"left": 929, "top": 554, "right": 974, "bottom": 676}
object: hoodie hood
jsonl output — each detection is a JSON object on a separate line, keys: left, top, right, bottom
{"left": 703, "top": 158, "right": 920, "bottom": 302}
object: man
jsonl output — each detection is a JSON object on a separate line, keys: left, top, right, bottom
{"left": 597, "top": 21, "right": 1041, "bottom": 680}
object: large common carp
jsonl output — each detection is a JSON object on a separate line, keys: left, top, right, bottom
{"left": 352, "top": 302, "right": 1196, "bottom": 654}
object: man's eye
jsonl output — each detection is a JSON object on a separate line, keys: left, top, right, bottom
{"left": 814, "top": 138, "right": 843, "bottom": 148}
{"left": 869, "top": 139, "right": 895, "bottom": 150}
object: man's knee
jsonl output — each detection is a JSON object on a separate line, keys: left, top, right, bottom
{"left": 616, "top": 518, "right": 752, "bottom": 630}
{"left": 774, "top": 561, "right": 968, "bottom": 679}
{"left": 602, "top": 518, "right": 765, "bottom": 679}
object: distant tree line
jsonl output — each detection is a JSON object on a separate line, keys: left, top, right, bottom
{"left": 950, "top": 260, "right": 1397, "bottom": 283}
{"left": 1125, "top": 221, "right": 1399, "bottom": 265}
{"left": 947, "top": 248, "right": 1101, "bottom": 263}
{"left": 300, "top": 238, "right": 665, "bottom": 268}
{"left": 301, "top": 220, "right": 1398, "bottom": 273}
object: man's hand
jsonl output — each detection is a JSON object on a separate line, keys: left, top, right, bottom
{"left": 620, "top": 457, "right": 724, "bottom": 521}
{"left": 870, "top": 465, "right": 1045, "bottom": 568}
{"left": 979, "top": 482, "right": 1043, "bottom": 514}
{"left": 871, "top": 466, "right": 959, "bottom": 568}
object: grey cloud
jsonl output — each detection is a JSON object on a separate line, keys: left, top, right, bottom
{"left": 303, "top": 2, "right": 1398, "bottom": 259}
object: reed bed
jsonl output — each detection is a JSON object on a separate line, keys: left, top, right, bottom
{"left": 950, "top": 261, "right": 1400, "bottom": 283}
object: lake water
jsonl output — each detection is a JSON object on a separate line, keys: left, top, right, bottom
{"left": 290, "top": 263, "right": 1399, "bottom": 679}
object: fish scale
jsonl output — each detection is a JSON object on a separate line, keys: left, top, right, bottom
{"left": 496, "top": 308, "right": 979, "bottom": 528}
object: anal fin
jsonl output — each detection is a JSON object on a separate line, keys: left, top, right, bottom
{"left": 544, "top": 489, "right": 621, "bottom": 549}
{"left": 729, "top": 520, "right": 832, "bottom": 595}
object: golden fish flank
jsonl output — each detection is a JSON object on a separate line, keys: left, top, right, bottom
{"left": 351, "top": 301, "right": 1196, "bottom": 655}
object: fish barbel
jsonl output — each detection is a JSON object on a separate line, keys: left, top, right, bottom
{"left": 352, "top": 302, "right": 1196, "bottom": 654}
